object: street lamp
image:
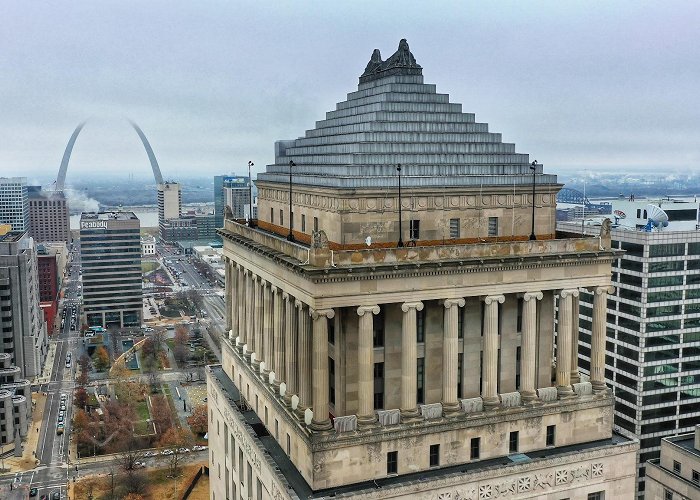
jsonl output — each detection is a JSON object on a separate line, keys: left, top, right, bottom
{"left": 397, "top": 164, "right": 404, "bottom": 247}
{"left": 287, "top": 161, "right": 295, "bottom": 242}
{"left": 529, "top": 160, "right": 538, "bottom": 241}
{"left": 247, "top": 161, "right": 255, "bottom": 228}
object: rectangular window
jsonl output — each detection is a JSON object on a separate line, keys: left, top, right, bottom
{"left": 673, "top": 460, "right": 681, "bottom": 473}
{"left": 417, "top": 357, "right": 425, "bottom": 404}
{"left": 588, "top": 493, "right": 605, "bottom": 500}
{"left": 449, "top": 218, "right": 460, "bottom": 238}
{"left": 374, "top": 362, "right": 384, "bottom": 409}
{"left": 279, "top": 209, "right": 284, "bottom": 226}
{"left": 270, "top": 208, "right": 274, "bottom": 223}
{"left": 329, "top": 357, "right": 336, "bottom": 405}
{"left": 664, "top": 490, "right": 672, "bottom": 500}
{"left": 224, "top": 424, "right": 229, "bottom": 453}
{"left": 373, "top": 308, "right": 385, "bottom": 347}
{"left": 429, "top": 444, "right": 440, "bottom": 467}
{"left": 509, "top": 431, "right": 519, "bottom": 453}
{"left": 239, "top": 449, "right": 244, "bottom": 484}
{"left": 301, "top": 214, "right": 306, "bottom": 232}
{"left": 387, "top": 451, "right": 398, "bottom": 475}
{"left": 546, "top": 425, "right": 556, "bottom": 446}
{"left": 516, "top": 298, "right": 523, "bottom": 331}
{"left": 409, "top": 219, "right": 420, "bottom": 240}
{"left": 286, "top": 434, "right": 291, "bottom": 455}
{"left": 313, "top": 216, "right": 318, "bottom": 232}
{"left": 457, "top": 356, "right": 463, "bottom": 398}
{"left": 470, "top": 437, "right": 480, "bottom": 459}
{"left": 693, "top": 469, "right": 700, "bottom": 484}
{"left": 417, "top": 307, "right": 426, "bottom": 342}
{"left": 488, "top": 217, "right": 498, "bottom": 237}
{"left": 457, "top": 308, "right": 464, "bottom": 339}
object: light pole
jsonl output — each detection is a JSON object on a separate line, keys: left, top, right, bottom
{"left": 287, "top": 161, "right": 295, "bottom": 242}
{"left": 529, "top": 160, "right": 538, "bottom": 241}
{"left": 397, "top": 164, "right": 404, "bottom": 247}
{"left": 247, "top": 161, "right": 255, "bottom": 228}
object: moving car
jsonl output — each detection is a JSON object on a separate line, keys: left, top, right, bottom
{"left": 29, "top": 487, "right": 38, "bottom": 497}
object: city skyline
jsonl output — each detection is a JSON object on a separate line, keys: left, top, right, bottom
{"left": 1, "top": 1, "right": 698, "bottom": 179}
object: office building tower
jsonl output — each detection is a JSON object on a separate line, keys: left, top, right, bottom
{"left": 0, "top": 226, "right": 48, "bottom": 378}
{"left": 215, "top": 175, "right": 252, "bottom": 229}
{"left": 0, "top": 353, "right": 32, "bottom": 444}
{"left": 80, "top": 212, "right": 142, "bottom": 328}
{"left": 27, "top": 186, "right": 71, "bottom": 244}
{"left": 207, "top": 40, "right": 637, "bottom": 500}
{"left": 157, "top": 181, "right": 181, "bottom": 241}
{"left": 561, "top": 199, "right": 700, "bottom": 496}
{"left": 0, "top": 177, "right": 29, "bottom": 233}
{"left": 646, "top": 424, "right": 700, "bottom": 499}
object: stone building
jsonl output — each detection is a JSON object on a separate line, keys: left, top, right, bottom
{"left": 0, "top": 352, "right": 31, "bottom": 445}
{"left": 157, "top": 181, "right": 181, "bottom": 241}
{"left": 208, "top": 40, "right": 638, "bottom": 499}
{"left": 27, "top": 186, "right": 71, "bottom": 244}
{"left": 646, "top": 425, "right": 700, "bottom": 499}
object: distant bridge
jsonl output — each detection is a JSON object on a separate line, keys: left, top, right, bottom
{"left": 55, "top": 120, "right": 164, "bottom": 191}
{"left": 556, "top": 187, "right": 592, "bottom": 205}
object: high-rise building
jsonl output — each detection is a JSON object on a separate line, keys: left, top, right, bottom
{"left": 36, "top": 242, "right": 68, "bottom": 333}
{"left": 157, "top": 181, "right": 181, "bottom": 241}
{"left": 0, "top": 226, "right": 49, "bottom": 378}
{"left": 645, "top": 425, "right": 700, "bottom": 499}
{"left": 0, "top": 177, "right": 29, "bottom": 233}
{"left": 80, "top": 212, "right": 142, "bottom": 328}
{"left": 215, "top": 175, "right": 252, "bottom": 230}
{"left": 208, "top": 40, "right": 637, "bottom": 500}
{"left": 561, "top": 199, "right": 700, "bottom": 496}
{"left": 27, "top": 186, "right": 71, "bottom": 244}
{"left": 0, "top": 353, "right": 32, "bottom": 444}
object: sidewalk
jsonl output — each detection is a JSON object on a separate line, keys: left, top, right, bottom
{"left": 32, "top": 340, "right": 58, "bottom": 385}
{"left": 2, "top": 392, "right": 46, "bottom": 472}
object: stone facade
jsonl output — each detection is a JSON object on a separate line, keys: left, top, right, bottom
{"left": 646, "top": 425, "right": 700, "bottom": 499}
{"left": 0, "top": 352, "right": 31, "bottom": 444}
{"left": 208, "top": 40, "right": 638, "bottom": 500}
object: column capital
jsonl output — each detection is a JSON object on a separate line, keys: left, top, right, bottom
{"left": 243, "top": 268, "right": 249, "bottom": 276}
{"left": 357, "top": 305, "right": 380, "bottom": 317}
{"left": 593, "top": 285, "right": 615, "bottom": 296}
{"left": 310, "top": 308, "right": 335, "bottom": 320}
{"left": 560, "top": 288, "right": 579, "bottom": 299}
{"left": 401, "top": 301, "right": 424, "bottom": 313}
{"left": 252, "top": 274, "right": 258, "bottom": 283}
{"left": 282, "top": 292, "right": 291, "bottom": 301}
{"left": 443, "top": 298, "right": 465, "bottom": 309}
{"left": 523, "top": 291, "right": 543, "bottom": 302}
{"left": 484, "top": 294, "right": 505, "bottom": 305}
{"left": 260, "top": 278, "right": 268, "bottom": 288}
{"left": 295, "top": 299, "right": 305, "bottom": 310}
{"left": 270, "top": 285, "right": 278, "bottom": 294}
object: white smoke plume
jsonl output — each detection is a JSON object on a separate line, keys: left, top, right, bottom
{"left": 64, "top": 187, "right": 100, "bottom": 214}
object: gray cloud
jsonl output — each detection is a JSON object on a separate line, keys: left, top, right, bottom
{"left": 0, "top": 1, "right": 698, "bottom": 182}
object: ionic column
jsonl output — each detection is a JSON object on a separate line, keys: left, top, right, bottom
{"left": 520, "top": 291, "right": 543, "bottom": 403}
{"left": 252, "top": 277, "right": 264, "bottom": 371}
{"left": 295, "top": 300, "right": 311, "bottom": 416}
{"left": 243, "top": 270, "right": 253, "bottom": 360}
{"left": 272, "top": 286, "right": 285, "bottom": 391}
{"left": 556, "top": 289, "right": 578, "bottom": 399}
{"left": 591, "top": 286, "right": 612, "bottom": 393}
{"left": 482, "top": 294, "right": 505, "bottom": 409}
{"left": 442, "top": 298, "right": 465, "bottom": 417}
{"left": 400, "top": 301, "right": 423, "bottom": 420}
{"left": 225, "top": 258, "right": 233, "bottom": 335}
{"left": 357, "top": 305, "right": 380, "bottom": 427}
{"left": 261, "top": 280, "right": 273, "bottom": 378}
{"left": 283, "top": 294, "right": 298, "bottom": 404}
{"left": 570, "top": 292, "right": 581, "bottom": 384}
{"left": 229, "top": 262, "right": 238, "bottom": 340}
{"left": 309, "top": 308, "right": 335, "bottom": 431}
{"left": 236, "top": 266, "right": 245, "bottom": 350}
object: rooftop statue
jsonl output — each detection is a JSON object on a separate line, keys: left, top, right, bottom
{"left": 359, "top": 39, "right": 422, "bottom": 83}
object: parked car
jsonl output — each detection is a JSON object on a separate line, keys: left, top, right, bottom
{"left": 161, "top": 449, "right": 174, "bottom": 455}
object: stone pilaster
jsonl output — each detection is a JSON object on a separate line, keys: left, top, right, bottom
{"left": 229, "top": 262, "right": 238, "bottom": 340}
{"left": 251, "top": 275, "right": 262, "bottom": 369}
{"left": 400, "top": 301, "right": 423, "bottom": 420}
{"left": 236, "top": 266, "right": 245, "bottom": 351}
{"left": 482, "top": 294, "right": 505, "bottom": 409}
{"left": 261, "top": 280, "right": 273, "bottom": 379}
{"left": 310, "top": 308, "right": 335, "bottom": 432}
{"left": 357, "top": 305, "right": 380, "bottom": 428}
{"left": 272, "top": 286, "right": 284, "bottom": 391}
{"left": 570, "top": 292, "right": 581, "bottom": 384}
{"left": 243, "top": 270, "right": 253, "bottom": 360}
{"left": 295, "top": 300, "right": 311, "bottom": 416}
{"left": 591, "top": 286, "right": 612, "bottom": 393}
{"left": 225, "top": 258, "right": 233, "bottom": 335}
{"left": 442, "top": 298, "right": 465, "bottom": 417}
{"left": 283, "top": 293, "right": 297, "bottom": 405}
{"left": 557, "top": 289, "right": 578, "bottom": 399}
{"left": 520, "top": 291, "right": 543, "bottom": 403}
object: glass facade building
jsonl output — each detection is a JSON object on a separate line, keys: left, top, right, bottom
{"left": 80, "top": 212, "right": 142, "bottom": 328}
{"left": 0, "top": 177, "right": 29, "bottom": 233}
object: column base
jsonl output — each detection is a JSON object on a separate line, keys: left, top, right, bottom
{"left": 400, "top": 408, "right": 420, "bottom": 423}
{"left": 442, "top": 401, "right": 461, "bottom": 417}
{"left": 272, "top": 380, "right": 281, "bottom": 393}
{"left": 591, "top": 381, "right": 608, "bottom": 393}
{"left": 482, "top": 396, "right": 500, "bottom": 410}
{"left": 251, "top": 359, "right": 261, "bottom": 372}
{"left": 570, "top": 372, "right": 581, "bottom": 385}
{"left": 309, "top": 419, "right": 333, "bottom": 432}
{"left": 283, "top": 393, "right": 293, "bottom": 407}
{"left": 260, "top": 368, "right": 270, "bottom": 383}
{"left": 294, "top": 405, "right": 308, "bottom": 420}
{"left": 520, "top": 390, "right": 538, "bottom": 404}
{"left": 357, "top": 414, "right": 379, "bottom": 429}
{"left": 557, "top": 385, "right": 575, "bottom": 399}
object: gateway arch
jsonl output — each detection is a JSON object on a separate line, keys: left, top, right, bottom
{"left": 55, "top": 120, "right": 164, "bottom": 190}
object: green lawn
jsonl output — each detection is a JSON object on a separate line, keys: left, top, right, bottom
{"left": 136, "top": 400, "right": 150, "bottom": 421}
{"left": 142, "top": 261, "right": 160, "bottom": 274}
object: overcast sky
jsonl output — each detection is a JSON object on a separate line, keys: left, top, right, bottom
{"left": 1, "top": 1, "right": 698, "bottom": 183}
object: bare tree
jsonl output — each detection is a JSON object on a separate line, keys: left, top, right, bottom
{"left": 158, "top": 427, "right": 195, "bottom": 478}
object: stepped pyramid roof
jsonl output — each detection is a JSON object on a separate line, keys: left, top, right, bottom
{"left": 258, "top": 39, "right": 558, "bottom": 191}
